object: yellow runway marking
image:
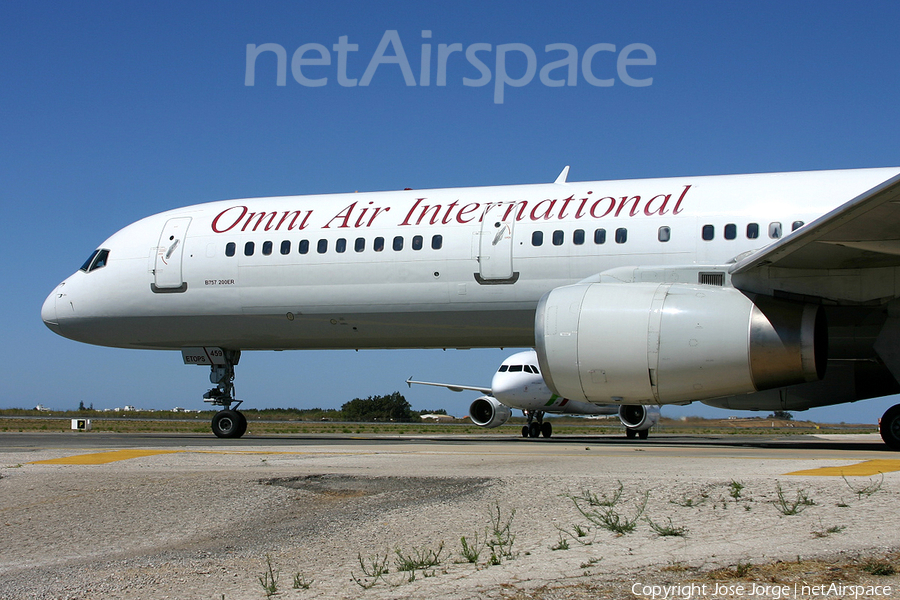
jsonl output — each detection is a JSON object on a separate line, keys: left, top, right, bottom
{"left": 30, "top": 450, "right": 182, "bottom": 465}
{"left": 786, "top": 459, "right": 900, "bottom": 477}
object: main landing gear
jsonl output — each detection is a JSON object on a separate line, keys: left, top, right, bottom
{"left": 880, "top": 404, "right": 900, "bottom": 450}
{"left": 625, "top": 428, "right": 650, "bottom": 440}
{"left": 522, "top": 410, "right": 552, "bottom": 438}
{"left": 201, "top": 349, "right": 247, "bottom": 439}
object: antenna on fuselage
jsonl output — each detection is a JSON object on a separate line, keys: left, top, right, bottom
{"left": 554, "top": 165, "right": 570, "bottom": 184}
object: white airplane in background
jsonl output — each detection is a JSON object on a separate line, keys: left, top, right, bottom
{"left": 407, "top": 349, "right": 659, "bottom": 439}
{"left": 41, "top": 166, "right": 900, "bottom": 449}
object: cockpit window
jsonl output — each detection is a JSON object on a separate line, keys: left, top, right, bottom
{"left": 79, "top": 249, "right": 110, "bottom": 273}
{"left": 508, "top": 365, "right": 523, "bottom": 372}
{"left": 498, "top": 365, "right": 509, "bottom": 372}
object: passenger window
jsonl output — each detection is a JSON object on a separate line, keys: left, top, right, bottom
{"left": 393, "top": 236, "right": 404, "bottom": 251}
{"left": 594, "top": 228, "right": 606, "bottom": 244}
{"left": 724, "top": 224, "right": 737, "bottom": 240}
{"left": 317, "top": 239, "right": 328, "bottom": 254}
{"left": 573, "top": 229, "right": 585, "bottom": 245}
{"left": 658, "top": 226, "right": 671, "bottom": 242}
{"left": 552, "top": 230, "right": 564, "bottom": 246}
{"left": 298, "top": 240, "right": 309, "bottom": 254}
{"left": 280, "top": 240, "right": 290, "bottom": 255}
{"left": 244, "top": 241, "right": 255, "bottom": 256}
{"left": 262, "top": 241, "right": 273, "bottom": 256}
{"left": 431, "top": 234, "right": 443, "bottom": 250}
{"left": 225, "top": 242, "right": 236, "bottom": 257}
{"left": 769, "top": 222, "right": 782, "bottom": 239}
{"left": 792, "top": 220, "right": 804, "bottom": 231}
{"left": 747, "top": 223, "right": 759, "bottom": 239}
{"left": 336, "top": 238, "right": 346, "bottom": 253}
{"left": 702, "top": 225, "right": 714, "bottom": 241}
{"left": 615, "top": 228, "right": 627, "bottom": 244}
{"left": 355, "top": 238, "right": 365, "bottom": 252}
{"left": 374, "top": 237, "right": 385, "bottom": 252}
{"left": 532, "top": 231, "right": 543, "bottom": 246}
{"left": 412, "top": 235, "right": 423, "bottom": 250}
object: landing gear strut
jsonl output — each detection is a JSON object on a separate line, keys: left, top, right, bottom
{"left": 201, "top": 349, "right": 247, "bottom": 438}
{"left": 521, "top": 410, "right": 552, "bottom": 438}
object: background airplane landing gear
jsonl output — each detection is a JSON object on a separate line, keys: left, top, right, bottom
{"left": 523, "top": 410, "right": 550, "bottom": 438}
{"left": 540, "top": 421, "right": 552, "bottom": 438}
{"left": 880, "top": 404, "right": 900, "bottom": 450}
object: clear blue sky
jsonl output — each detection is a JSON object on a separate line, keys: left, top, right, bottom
{"left": 3, "top": 1, "right": 900, "bottom": 423}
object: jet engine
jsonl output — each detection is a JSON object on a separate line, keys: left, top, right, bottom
{"left": 469, "top": 396, "right": 513, "bottom": 428}
{"left": 618, "top": 404, "right": 660, "bottom": 431}
{"left": 535, "top": 282, "right": 826, "bottom": 405}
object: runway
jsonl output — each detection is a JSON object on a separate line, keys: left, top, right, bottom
{"left": 2, "top": 432, "right": 898, "bottom": 599}
{"left": 2, "top": 430, "right": 896, "bottom": 463}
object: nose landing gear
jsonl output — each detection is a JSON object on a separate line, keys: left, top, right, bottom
{"left": 184, "top": 348, "right": 247, "bottom": 438}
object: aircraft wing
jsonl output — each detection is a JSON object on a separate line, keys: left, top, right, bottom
{"left": 406, "top": 378, "right": 492, "bottom": 395}
{"left": 730, "top": 171, "right": 900, "bottom": 303}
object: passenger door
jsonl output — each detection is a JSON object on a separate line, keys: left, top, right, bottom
{"left": 477, "top": 203, "right": 517, "bottom": 282}
{"left": 153, "top": 217, "right": 191, "bottom": 291}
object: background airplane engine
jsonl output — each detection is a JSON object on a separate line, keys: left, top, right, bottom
{"left": 469, "top": 396, "right": 512, "bottom": 428}
{"left": 618, "top": 405, "right": 660, "bottom": 431}
{"left": 535, "top": 282, "right": 826, "bottom": 405}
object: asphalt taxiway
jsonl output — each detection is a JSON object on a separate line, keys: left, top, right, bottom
{"left": 2, "top": 431, "right": 898, "bottom": 600}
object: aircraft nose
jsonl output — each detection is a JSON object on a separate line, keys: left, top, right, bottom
{"left": 41, "top": 285, "right": 61, "bottom": 334}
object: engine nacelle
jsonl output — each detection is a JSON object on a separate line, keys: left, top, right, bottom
{"left": 535, "top": 282, "right": 826, "bottom": 405}
{"left": 618, "top": 405, "right": 660, "bottom": 431}
{"left": 469, "top": 396, "right": 513, "bottom": 428}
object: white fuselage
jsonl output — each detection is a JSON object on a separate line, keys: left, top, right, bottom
{"left": 42, "top": 168, "right": 900, "bottom": 352}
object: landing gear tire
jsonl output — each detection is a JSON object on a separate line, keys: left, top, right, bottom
{"left": 541, "top": 421, "right": 553, "bottom": 438}
{"left": 529, "top": 422, "right": 541, "bottom": 438}
{"left": 212, "top": 410, "right": 245, "bottom": 439}
{"left": 638, "top": 428, "right": 649, "bottom": 440}
{"left": 625, "top": 428, "right": 637, "bottom": 439}
{"left": 235, "top": 411, "right": 248, "bottom": 437}
{"left": 522, "top": 425, "right": 530, "bottom": 438}
{"left": 880, "top": 404, "right": 900, "bottom": 450}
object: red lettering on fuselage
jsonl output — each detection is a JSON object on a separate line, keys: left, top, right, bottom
{"left": 211, "top": 185, "right": 692, "bottom": 233}
{"left": 211, "top": 206, "right": 312, "bottom": 233}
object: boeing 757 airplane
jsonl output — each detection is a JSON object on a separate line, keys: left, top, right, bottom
{"left": 407, "top": 349, "right": 659, "bottom": 439}
{"left": 41, "top": 166, "right": 900, "bottom": 448}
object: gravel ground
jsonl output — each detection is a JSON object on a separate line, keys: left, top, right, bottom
{"left": 1, "top": 437, "right": 898, "bottom": 599}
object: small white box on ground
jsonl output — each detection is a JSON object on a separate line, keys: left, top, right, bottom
{"left": 71, "top": 419, "right": 92, "bottom": 431}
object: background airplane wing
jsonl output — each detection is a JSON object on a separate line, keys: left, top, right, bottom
{"left": 406, "top": 378, "right": 492, "bottom": 395}
{"left": 730, "top": 171, "right": 900, "bottom": 303}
